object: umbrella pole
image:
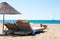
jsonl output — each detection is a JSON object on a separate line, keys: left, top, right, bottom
{"left": 2, "top": 14, "right": 4, "bottom": 34}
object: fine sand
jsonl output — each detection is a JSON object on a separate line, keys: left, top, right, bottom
{"left": 0, "top": 24, "right": 60, "bottom": 40}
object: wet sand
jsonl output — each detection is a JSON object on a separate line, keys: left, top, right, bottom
{"left": 0, "top": 24, "right": 60, "bottom": 40}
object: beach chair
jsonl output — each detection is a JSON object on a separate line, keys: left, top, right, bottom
{"left": 4, "top": 23, "right": 19, "bottom": 34}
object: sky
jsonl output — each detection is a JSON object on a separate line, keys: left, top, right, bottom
{"left": 0, "top": 0, "right": 60, "bottom": 20}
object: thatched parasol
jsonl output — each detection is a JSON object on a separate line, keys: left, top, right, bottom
{"left": 0, "top": 2, "right": 21, "bottom": 34}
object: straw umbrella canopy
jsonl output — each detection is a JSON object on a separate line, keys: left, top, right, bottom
{"left": 0, "top": 2, "right": 21, "bottom": 33}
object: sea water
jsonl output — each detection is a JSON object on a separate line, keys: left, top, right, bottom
{"left": 0, "top": 20, "right": 60, "bottom": 24}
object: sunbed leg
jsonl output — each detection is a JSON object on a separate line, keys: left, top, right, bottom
{"left": 4, "top": 31, "right": 9, "bottom": 35}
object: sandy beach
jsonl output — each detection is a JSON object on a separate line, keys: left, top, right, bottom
{"left": 0, "top": 24, "right": 60, "bottom": 40}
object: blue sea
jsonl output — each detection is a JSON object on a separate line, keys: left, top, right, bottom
{"left": 0, "top": 20, "right": 60, "bottom": 24}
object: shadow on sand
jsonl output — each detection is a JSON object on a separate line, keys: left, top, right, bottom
{"left": 0, "top": 31, "right": 46, "bottom": 37}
